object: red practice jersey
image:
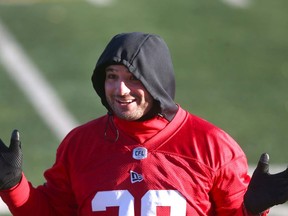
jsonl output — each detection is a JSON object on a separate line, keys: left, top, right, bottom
{"left": 1, "top": 107, "right": 264, "bottom": 216}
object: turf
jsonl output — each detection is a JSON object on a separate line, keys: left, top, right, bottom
{"left": 0, "top": 0, "right": 288, "bottom": 187}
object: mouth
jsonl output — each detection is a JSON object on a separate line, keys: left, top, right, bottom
{"left": 116, "top": 99, "right": 136, "bottom": 105}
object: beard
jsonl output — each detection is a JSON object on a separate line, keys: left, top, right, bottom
{"left": 106, "top": 96, "right": 153, "bottom": 121}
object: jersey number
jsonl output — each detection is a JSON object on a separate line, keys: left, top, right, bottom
{"left": 92, "top": 190, "right": 186, "bottom": 215}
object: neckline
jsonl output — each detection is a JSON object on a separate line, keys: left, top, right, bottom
{"left": 113, "top": 106, "right": 187, "bottom": 148}
{"left": 113, "top": 115, "right": 169, "bottom": 143}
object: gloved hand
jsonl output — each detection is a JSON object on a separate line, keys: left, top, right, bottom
{"left": 0, "top": 130, "right": 23, "bottom": 190}
{"left": 244, "top": 153, "right": 288, "bottom": 214}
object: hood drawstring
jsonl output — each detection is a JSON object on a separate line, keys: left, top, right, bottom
{"left": 104, "top": 112, "right": 119, "bottom": 142}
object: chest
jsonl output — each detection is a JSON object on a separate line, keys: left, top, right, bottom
{"left": 68, "top": 143, "right": 212, "bottom": 216}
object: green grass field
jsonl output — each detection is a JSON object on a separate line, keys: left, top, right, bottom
{"left": 0, "top": 0, "right": 288, "bottom": 215}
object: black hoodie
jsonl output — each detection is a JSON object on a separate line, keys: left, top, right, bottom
{"left": 91, "top": 32, "right": 178, "bottom": 121}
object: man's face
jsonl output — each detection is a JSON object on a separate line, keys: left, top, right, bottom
{"left": 104, "top": 65, "right": 154, "bottom": 121}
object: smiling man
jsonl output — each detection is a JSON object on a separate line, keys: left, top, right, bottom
{"left": 104, "top": 65, "right": 154, "bottom": 121}
{"left": 1, "top": 32, "right": 288, "bottom": 215}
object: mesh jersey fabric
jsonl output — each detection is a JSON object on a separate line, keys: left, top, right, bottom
{"left": 1, "top": 107, "right": 256, "bottom": 216}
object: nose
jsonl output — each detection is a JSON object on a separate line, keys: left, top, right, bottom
{"left": 117, "top": 81, "right": 130, "bottom": 95}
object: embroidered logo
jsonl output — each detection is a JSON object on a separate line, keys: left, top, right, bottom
{"left": 130, "top": 171, "right": 144, "bottom": 183}
{"left": 132, "top": 147, "right": 148, "bottom": 160}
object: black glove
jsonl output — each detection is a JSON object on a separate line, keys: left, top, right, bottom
{"left": 0, "top": 130, "right": 23, "bottom": 190}
{"left": 244, "top": 153, "right": 288, "bottom": 214}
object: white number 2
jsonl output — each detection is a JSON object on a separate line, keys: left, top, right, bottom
{"left": 92, "top": 190, "right": 186, "bottom": 215}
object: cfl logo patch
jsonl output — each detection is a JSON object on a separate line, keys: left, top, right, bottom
{"left": 132, "top": 147, "right": 148, "bottom": 160}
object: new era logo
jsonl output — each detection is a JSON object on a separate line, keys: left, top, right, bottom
{"left": 130, "top": 171, "right": 144, "bottom": 183}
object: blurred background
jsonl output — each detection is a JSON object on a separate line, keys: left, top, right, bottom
{"left": 0, "top": 0, "right": 288, "bottom": 215}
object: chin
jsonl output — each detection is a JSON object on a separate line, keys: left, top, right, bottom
{"left": 117, "top": 113, "right": 143, "bottom": 121}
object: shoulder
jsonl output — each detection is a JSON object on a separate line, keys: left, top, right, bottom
{"left": 56, "top": 115, "right": 108, "bottom": 155}
{"left": 176, "top": 107, "right": 247, "bottom": 169}
{"left": 172, "top": 106, "right": 220, "bottom": 133}
{"left": 66, "top": 115, "right": 108, "bottom": 139}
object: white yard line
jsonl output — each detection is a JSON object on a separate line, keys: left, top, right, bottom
{"left": 0, "top": 17, "right": 79, "bottom": 215}
{"left": 0, "top": 19, "right": 78, "bottom": 140}
{"left": 0, "top": 201, "right": 9, "bottom": 215}
{"left": 85, "top": 0, "right": 114, "bottom": 6}
{"left": 0, "top": 0, "right": 114, "bottom": 5}
{"left": 221, "top": 0, "right": 252, "bottom": 8}
{"left": 269, "top": 205, "right": 288, "bottom": 216}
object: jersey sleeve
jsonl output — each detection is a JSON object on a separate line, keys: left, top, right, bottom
{"left": 0, "top": 134, "right": 78, "bottom": 216}
{"left": 209, "top": 154, "right": 247, "bottom": 215}
{"left": 210, "top": 154, "right": 269, "bottom": 216}
{"left": 0, "top": 174, "right": 57, "bottom": 216}
{"left": 200, "top": 122, "right": 269, "bottom": 216}
{"left": 211, "top": 154, "right": 249, "bottom": 213}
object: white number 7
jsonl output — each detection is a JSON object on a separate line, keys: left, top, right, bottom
{"left": 92, "top": 189, "right": 186, "bottom": 215}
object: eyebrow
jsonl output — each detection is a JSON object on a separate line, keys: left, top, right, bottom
{"left": 105, "top": 66, "right": 130, "bottom": 74}
{"left": 105, "top": 67, "right": 116, "bottom": 73}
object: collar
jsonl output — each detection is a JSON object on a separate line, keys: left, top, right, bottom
{"left": 113, "top": 115, "right": 169, "bottom": 143}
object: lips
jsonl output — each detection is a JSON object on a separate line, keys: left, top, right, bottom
{"left": 116, "top": 99, "right": 136, "bottom": 104}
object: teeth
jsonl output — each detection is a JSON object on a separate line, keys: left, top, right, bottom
{"left": 118, "top": 100, "right": 133, "bottom": 103}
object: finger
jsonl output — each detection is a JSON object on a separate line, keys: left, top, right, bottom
{"left": 260, "top": 153, "right": 269, "bottom": 164}
{"left": 256, "top": 153, "right": 270, "bottom": 174}
{"left": 9, "top": 129, "right": 21, "bottom": 150}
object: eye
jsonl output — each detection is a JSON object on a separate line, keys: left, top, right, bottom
{"left": 106, "top": 73, "right": 117, "bottom": 80}
{"left": 130, "top": 75, "right": 139, "bottom": 81}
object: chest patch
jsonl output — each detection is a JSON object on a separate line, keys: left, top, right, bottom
{"left": 132, "top": 147, "right": 148, "bottom": 160}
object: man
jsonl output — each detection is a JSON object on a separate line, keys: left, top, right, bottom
{"left": 1, "top": 32, "right": 288, "bottom": 215}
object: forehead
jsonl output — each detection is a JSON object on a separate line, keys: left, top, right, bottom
{"left": 105, "top": 65, "right": 130, "bottom": 73}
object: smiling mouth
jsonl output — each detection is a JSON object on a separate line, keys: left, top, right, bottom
{"left": 116, "top": 99, "right": 136, "bottom": 105}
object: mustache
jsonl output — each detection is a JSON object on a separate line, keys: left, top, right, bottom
{"left": 114, "top": 95, "right": 136, "bottom": 100}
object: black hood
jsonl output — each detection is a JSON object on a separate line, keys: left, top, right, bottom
{"left": 92, "top": 32, "right": 178, "bottom": 121}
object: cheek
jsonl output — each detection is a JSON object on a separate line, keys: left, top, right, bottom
{"left": 143, "top": 91, "right": 154, "bottom": 105}
{"left": 104, "top": 82, "right": 113, "bottom": 96}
